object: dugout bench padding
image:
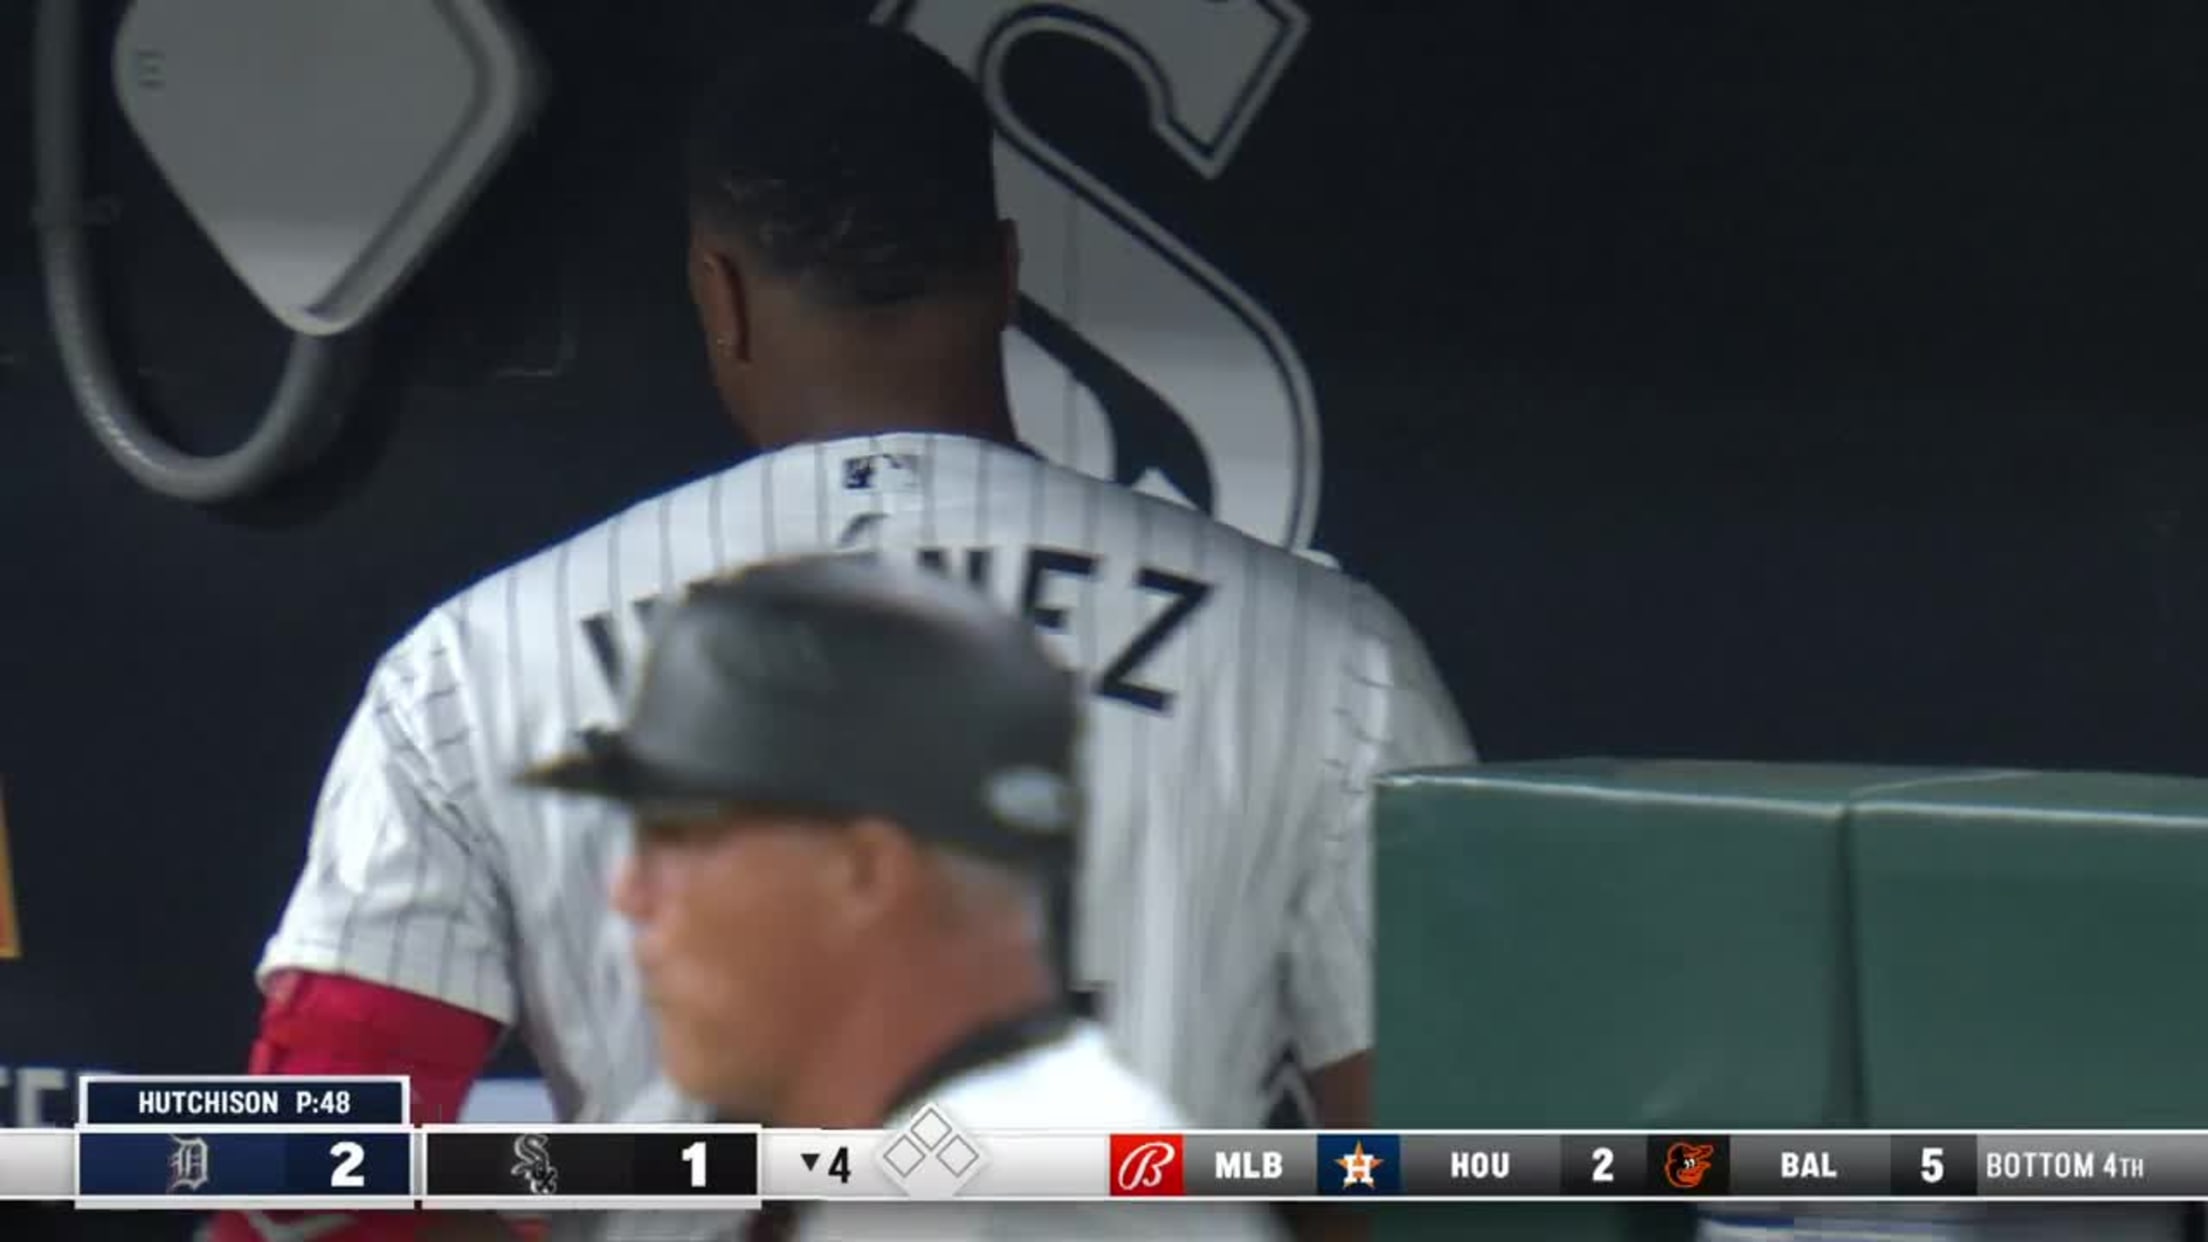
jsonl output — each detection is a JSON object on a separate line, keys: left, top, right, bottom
{"left": 1371, "top": 759, "right": 1971, "bottom": 1130}
{"left": 1371, "top": 759, "right": 2208, "bottom": 1240}
{"left": 1849, "top": 771, "right": 2208, "bottom": 1128}
{"left": 1368, "top": 760, "right": 2003, "bottom": 1241}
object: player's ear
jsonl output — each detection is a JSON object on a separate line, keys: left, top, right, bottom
{"left": 825, "top": 816, "right": 923, "bottom": 934}
{"left": 995, "top": 219, "right": 1020, "bottom": 331}
{"left": 610, "top": 848, "right": 652, "bottom": 926}
{"left": 688, "top": 228, "right": 752, "bottom": 364}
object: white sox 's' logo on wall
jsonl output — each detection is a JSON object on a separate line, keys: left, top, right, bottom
{"left": 876, "top": 0, "right": 1327, "bottom": 562}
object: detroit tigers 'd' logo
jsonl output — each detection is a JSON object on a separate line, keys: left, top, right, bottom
{"left": 875, "top": 0, "right": 1326, "bottom": 563}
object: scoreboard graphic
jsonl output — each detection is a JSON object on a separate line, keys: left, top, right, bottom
{"left": 5, "top": 1078, "right": 2208, "bottom": 1209}
{"left": 67, "top": 1075, "right": 418, "bottom": 1211}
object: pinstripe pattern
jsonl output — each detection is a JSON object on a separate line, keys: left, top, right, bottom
{"left": 258, "top": 432, "right": 1469, "bottom": 1216}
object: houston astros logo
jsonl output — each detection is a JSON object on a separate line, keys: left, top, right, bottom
{"left": 878, "top": 0, "right": 1327, "bottom": 563}
{"left": 1335, "top": 1141, "right": 1385, "bottom": 1189}
{"left": 1664, "top": 1141, "right": 1717, "bottom": 1190}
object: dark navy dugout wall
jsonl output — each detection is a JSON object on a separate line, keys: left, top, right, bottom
{"left": 5, "top": 0, "right": 2208, "bottom": 1145}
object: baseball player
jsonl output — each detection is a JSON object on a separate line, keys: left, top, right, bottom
{"left": 520, "top": 555, "right": 1289, "bottom": 1241}
{"left": 219, "top": 23, "right": 1470, "bottom": 1242}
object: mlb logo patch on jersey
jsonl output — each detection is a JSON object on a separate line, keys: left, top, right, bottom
{"left": 842, "top": 452, "right": 922, "bottom": 493}
{"left": 1109, "top": 1134, "right": 1185, "bottom": 1196}
{"left": 1316, "top": 1133, "right": 1401, "bottom": 1195}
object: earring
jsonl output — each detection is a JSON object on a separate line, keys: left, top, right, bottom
{"left": 713, "top": 334, "right": 732, "bottom": 353}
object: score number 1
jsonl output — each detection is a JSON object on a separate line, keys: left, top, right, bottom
{"left": 682, "top": 1141, "right": 851, "bottom": 1187}
{"left": 637, "top": 1132, "right": 762, "bottom": 1198}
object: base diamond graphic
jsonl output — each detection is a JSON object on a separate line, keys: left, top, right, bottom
{"left": 874, "top": 1101, "right": 989, "bottom": 1198}
{"left": 909, "top": 1108, "right": 952, "bottom": 1149}
{"left": 936, "top": 1135, "right": 979, "bottom": 1177}
{"left": 882, "top": 1135, "right": 926, "bottom": 1178}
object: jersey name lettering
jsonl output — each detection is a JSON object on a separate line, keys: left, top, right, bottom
{"left": 576, "top": 545, "right": 1213, "bottom": 715}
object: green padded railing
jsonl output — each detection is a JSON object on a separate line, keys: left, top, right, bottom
{"left": 1370, "top": 760, "right": 2208, "bottom": 1239}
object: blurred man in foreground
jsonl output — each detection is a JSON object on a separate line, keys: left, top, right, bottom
{"left": 520, "top": 555, "right": 1287, "bottom": 1241}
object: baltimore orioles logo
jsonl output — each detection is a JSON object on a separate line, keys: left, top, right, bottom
{"left": 1664, "top": 1141, "right": 1718, "bottom": 1190}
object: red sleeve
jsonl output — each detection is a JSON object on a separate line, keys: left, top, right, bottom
{"left": 208, "top": 970, "right": 505, "bottom": 1242}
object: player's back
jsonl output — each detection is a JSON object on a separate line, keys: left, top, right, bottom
{"left": 261, "top": 431, "right": 1467, "bottom": 1132}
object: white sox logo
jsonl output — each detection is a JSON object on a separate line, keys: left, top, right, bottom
{"left": 1115, "top": 1140, "right": 1178, "bottom": 1191}
{"left": 875, "top": 0, "right": 1327, "bottom": 564}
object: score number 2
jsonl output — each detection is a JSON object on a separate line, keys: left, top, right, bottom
{"left": 1589, "top": 1146, "right": 1615, "bottom": 1183}
{"left": 330, "top": 1141, "right": 365, "bottom": 1188}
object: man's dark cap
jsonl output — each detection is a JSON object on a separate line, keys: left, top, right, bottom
{"left": 518, "top": 554, "right": 1082, "bottom": 870}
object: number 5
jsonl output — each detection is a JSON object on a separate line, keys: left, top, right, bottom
{"left": 683, "top": 1140, "right": 707, "bottom": 1189}
{"left": 1921, "top": 1147, "right": 1944, "bottom": 1183}
{"left": 330, "top": 1141, "right": 365, "bottom": 1189}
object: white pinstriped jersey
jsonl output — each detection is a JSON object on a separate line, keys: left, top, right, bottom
{"left": 259, "top": 431, "right": 1469, "bottom": 1232}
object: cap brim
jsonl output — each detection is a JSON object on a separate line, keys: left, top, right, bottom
{"left": 515, "top": 730, "right": 655, "bottom": 801}
{"left": 515, "top": 730, "right": 785, "bottom": 822}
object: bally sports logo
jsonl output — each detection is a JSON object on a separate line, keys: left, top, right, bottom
{"left": 1110, "top": 1133, "right": 1185, "bottom": 1196}
{"left": 0, "top": 781, "right": 18, "bottom": 959}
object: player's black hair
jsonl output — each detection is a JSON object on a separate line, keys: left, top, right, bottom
{"left": 685, "top": 24, "right": 1004, "bottom": 309}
